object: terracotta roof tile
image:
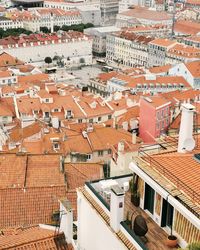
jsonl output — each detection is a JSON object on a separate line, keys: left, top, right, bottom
{"left": 0, "top": 186, "right": 67, "bottom": 229}
{"left": 0, "top": 226, "right": 69, "bottom": 250}
{"left": 151, "top": 152, "right": 200, "bottom": 203}
{"left": 9, "top": 122, "right": 41, "bottom": 142}
{"left": 65, "top": 162, "right": 103, "bottom": 190}
{"left": 0, "top": 52, "right": 24, "bottom": 68}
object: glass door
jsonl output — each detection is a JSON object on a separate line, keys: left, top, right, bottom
{"left": 161, "top": 199, "right": 174, "bottom": 228}
{"left": 144, "top": 183, "right": 155, "bottom": 214}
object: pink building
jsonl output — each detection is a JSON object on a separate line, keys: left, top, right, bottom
{"left": 139, "top": 96, "right": 171, "bottom": 143}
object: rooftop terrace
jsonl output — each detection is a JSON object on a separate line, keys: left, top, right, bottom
{"left": 84, "top": 175, "right": 178, "bottom": 250}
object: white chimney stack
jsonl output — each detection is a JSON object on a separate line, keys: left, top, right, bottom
{"left": 59, "top": 199, "right": 73, "bottom": 243}
{"left": 50, "top": 13, "right": 54, "bottom": 33}
{"left": 178, "top": 103, "right": 195, "bottom": 153}
{"left": 110, "top": 185, "right": 125, "bottom": 232}
{"left": 118, "top": 141, "right": 124, "bottom": 152}
{"left": 132, "top": 132, "right": 137, "bottom": 144}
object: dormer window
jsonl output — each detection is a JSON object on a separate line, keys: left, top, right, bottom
{"left": 53, "top": 143, "right": 60, "bottom": 150}
{"left": 45, "top": 98, "right": 49, "bottom": 103}
{"left": 67, "top": 110, "right": 72, "bottom": 116}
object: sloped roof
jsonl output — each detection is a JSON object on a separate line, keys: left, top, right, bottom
{"left": 0, "top": 226, "right": 70, "bottom": 250}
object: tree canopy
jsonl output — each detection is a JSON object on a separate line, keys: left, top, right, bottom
{"left": 0, "top": 28, "right": 32, "bottom": 38}
{"left": 44, "top": 57, "right": 52, "bottom": 64}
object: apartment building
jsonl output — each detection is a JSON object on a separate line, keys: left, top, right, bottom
{"left": 169, "top": 60, "right": 200, "bottom": 89}
{"left": 5, "top": 8, "right": 82, "bottom": 32}
{"left": 147, "top": 38, "right": 177, "bottom": 67}
{"left": 44, "top": 0, "right": 100, "bottom": 11}
{"left": 185, "top": 0, "right": 200, "bottom": 9}
{"left": 100, "top": 0, "right": 119, "bottom": 26}
{"left": 0, "top": 31, "right": 92, "bottom": 64}
{"left": 44, "top": 0, "right": 102, "bottom": 25}
{"left": 106, "top": 31, "right": 154, "bottom": 67}
{"left": 139, "top": 96, "right": 171, "bottom": 142}
{"left": 84, "top": 26, "right": 120, "bottom": 56}
{"left": 0, "top": 16, "right": 23, "bottom": 30}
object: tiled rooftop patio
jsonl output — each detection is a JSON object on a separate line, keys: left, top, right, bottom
{"left": 124, "top": 191, "right": 178, "bottom": 250}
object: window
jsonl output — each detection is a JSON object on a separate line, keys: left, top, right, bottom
{"left": 98, "top": 150, "right": 103, "bottom": 156}
{"left": 54, "top": 109, "right": 59, "bottom": 112}
{"left": 67, "top": 110, "right": 72, "bottom": 116}
{"left": 78, "top": 119, "right": 82, "bottom": 123}
{"left": 45, "top": 112, "right": 50, "bottom": 118}
{"left": 86, "top": 154, "right": 92, "bottom": 160}
{"left": 98, "top": 117, "right": 101, "bottom": 122}
{"left": 89, "top": 119, "right": 93, "bottom": 123}
{"left": 53, "top": 143, "right": 59, "bottom": 150}
{"left": 157, "top": 111, "right": 160, "bottom": 119}
{"left": 108, "top": 114, "right": 112, "bottom": 119}
{"left": 45, "top": 99, "right": 49, "bottom": 103}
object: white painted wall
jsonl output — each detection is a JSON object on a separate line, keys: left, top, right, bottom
{"left": 77, "top": 191, "right": 128, "bottom": 250}
{"left": 1, "top": 39, "right": 92, "bottom": 64}
{"left": 169, "top": 63, "right": 194, "bottom": 88}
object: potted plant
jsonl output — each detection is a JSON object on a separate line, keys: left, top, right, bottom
{"left": 166, "top": 225, "right": 178, "bottom": 248}
{"left": 132, "top": 190, "right": 140, "bottom": 207}
{"left": 125, "top": 211, "right": 132, "bottom": 228}
{"left": 129, "top": 175, "right": 140, "bottom": 207}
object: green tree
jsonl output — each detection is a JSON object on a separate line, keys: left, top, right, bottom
{"left": 178, "top": 242, "right": 200, "bottom": 250}
{"left": 40, "top": 27, "right": 50, "bottom": 33}
{"left": 54, "top": 25, "right": 60, "bottom": 32}
{"left": 44, "top": 57, "right": 52, "bottom": 65}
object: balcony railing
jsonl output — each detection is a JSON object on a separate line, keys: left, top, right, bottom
{"left": 121, "top": 221, "right": 148, "bottom": 250}
{"left": 138, "top": 150, "right": 200, "bottom": 207}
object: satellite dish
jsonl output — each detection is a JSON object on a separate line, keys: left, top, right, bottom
{"left": 182, "top": 138, "right": 195, "bottom": 151}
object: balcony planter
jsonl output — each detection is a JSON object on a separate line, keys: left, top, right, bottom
{"left": 166, "top": 235, "right": 177, "bottom": 248}
{"left": 131, "top": 192, "right": 140, "bottom": 207}
{"left": 130, "top": 175, "right": 140, "bottom": 207}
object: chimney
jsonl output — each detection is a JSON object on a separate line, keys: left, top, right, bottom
{"left": 59, "top": 199, "right": 73, "bottom": 244}
{"left": 132, "top": 132, "right": 137, "bottom": 144}
{"left": 118, "top": 141, "right": 124, "bottom": 152}
{"left": 178, "top": 103, "right": 195, "bottom": 153}
{"left": 50, "top": 12, "right": 54, "bottom": 33}
{"left": 110, "top": 185, "right": 125, "bottom": 232}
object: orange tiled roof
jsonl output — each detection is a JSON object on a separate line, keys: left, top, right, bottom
{"left": 148, "top": 64, "right": 172, "bottom": 74}
{"left": 0, "top": 226, "right": 70, "bottom": 250}
{"left": 149, "top": 38, "right": 177, "bottom": 47}
{"left": 141, "top": 95, "right": 171, "bottom": 108}
{"left": 186, "top": 0, "right": 200, "bottom": 4}
{"left": 98, "top": 71, "right": 118, "bottom": 82}
{"left": 0, "top": 186, "right": 67, "bottom": 229}
{"left": 127, "top": 75, "right": 190, "bottom": 88}
{"left": 0, "top": 52, "right": 24, "bottom": 67}
{"left": 0, "top": 98, "right": 14, "bottom": 117}
{"left": 118, "top": 105, "right": 139, "bottom": 126}
{"left": 9, "top": 122, "right": 41, "bottom": 142}
{"left": 151, "top": 152, "right": 200, "bottom": 203}
{"left": 175, "top": 20, "right": 200, "bottom": 35}
{"left": 18, "top": 73, "right": 50, "bottom": 84}
{"left": 0, "top": 154, "right": 67, "bottom": 229}
{"left": 185, "top": 60, "right": 200, "bottom": 77}
{"left": 87, "top": 127, "right": 134, "bottom": 151}
{"left": 161, "top": 89, "right": 200, "bottom": 103}
{"left": 65, "top": 162, "right": 103, "bottom": 190}
{"left": 121, "top": 6, "right": 171, "bottom": 21}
